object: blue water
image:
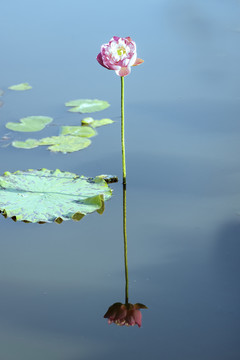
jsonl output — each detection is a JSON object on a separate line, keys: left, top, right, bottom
{"left": 0, "top": 0, "right": 240, "bottom": 359}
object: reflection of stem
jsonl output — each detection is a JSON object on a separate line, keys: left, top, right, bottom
{"left": 123, "top": 183, "right": 129, "bottom": 304}
{"left": 121, "top": 76, "right": 126, "bottom": 185}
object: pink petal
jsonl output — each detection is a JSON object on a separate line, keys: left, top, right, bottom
{"left": 96, "top": 53, "right": 109, "bottom": 69}
{"left": 128, "top": 52, "right": 137, "bottom": 67}
{"left": 125, "top": 314, "right": 135, "bottom": 326}
{"left": 108, "top": 64, "right": 121, "bottom": 71}
{"left": 132, "top": 58, "right": 144, "bottom": 67}
{"left": 125, "top": 309, "right": 142, "bottom": 327}
{"left": 115, "top": 66, "right": 131, "bottom": 77}
{"left": 125, "top": 36, "right": 132, "bottom": 42}
{"left": 133, "top": 310, "right": 142, "bottom": 327}
{"left": 115, "top": 308, "right": 127, "bottom": 321}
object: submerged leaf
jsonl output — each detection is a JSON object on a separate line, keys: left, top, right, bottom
{"left": 6, "top": 116, "right": 53, "bottom": 132}
{"left": 60, "top": 126, "right": 97, "bottom": 137}
{"left": 8, "top": 83, "right": 32, "bottom": 91}
{"left": 65, "top": 99, "right": 110, "bottom": 113}
{"left": 0, "top": 169, "right": 112, "bottom": 223}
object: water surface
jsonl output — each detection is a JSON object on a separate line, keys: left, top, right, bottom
{"left": 0, "top": 0, "right": 240, "bottom": 359}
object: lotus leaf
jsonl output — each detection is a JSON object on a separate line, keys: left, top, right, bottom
{"left": 60, "top": 126, "right": 96, "bottom": 137}
{"left": 81, "top": 117, "right": 114, "bottom": 128}
{"left": 38, "top": 135, "right": 91, "bottom": 152}
{"left": 0, "top": 169, "right": 112, "bottom": 223}
{"left": 65, "top": 99, "right": 110, "bottom": 113}
{"left": 12, "top": 139, "right": 39, "bottom": 149}
{"left": 81, "top": 117, "right": 94, "bottom": 126}
{"left": 91, "top": 119, "right": 114, "bottom": 128}
{"left": 8, "top": 83, "right": 32, "bottom": 91}
{"left": 12, "top": 135, "right": 91, "bottom": 153}
{"left": 6, "top": 116, "right": 53, "bottom": 132}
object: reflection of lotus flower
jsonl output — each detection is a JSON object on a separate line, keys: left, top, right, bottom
{"left": 97, "top": 36, "right": 144, "bottom": 77}
{"left": 104, "top": 302, "right": 147, "bottom": 327}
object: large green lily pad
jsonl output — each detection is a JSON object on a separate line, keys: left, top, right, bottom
{"left": 8, "top": 83, "right": 32, "bottom": 91}
{"left": 0, "top": 169, "right": 113, "bottom": 223}
{"left": 12, "top": 135, "right": 91, "bottom": 153}
{"left": 6, "top": 116, "right": 53, "bottom": 132}
{"left": 65, "top": 99, "right": 110, "bottom": 113}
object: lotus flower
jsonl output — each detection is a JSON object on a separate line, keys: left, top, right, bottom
{"left": 97, "top": 36, "right": 144, "bottom": 77}
{"left": 104, "top": 302, "right": 147, "bottom": 327}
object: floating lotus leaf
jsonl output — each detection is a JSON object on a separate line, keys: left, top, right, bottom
{"left": 91, "top": 119, "right": 114, "bottom": 128}
{"left": 0, "top": 169, "right": 113, "bottom": 223}
{"left": 60, "top": 126, "right": 97, "bottom": 137}
{"left": 8, "top": 83, "right": 32, "bottom": 91}
{"left": 38, "top": 135, "right": 91, "bottom": 153}
{"left": 12, "top": 135, "right": 91, "bottom": 153}
{"left": 6, "top": 116, "right": 53, "bottom": 132}
{"left": 12, "top": 139, "right": 39, "bottom": 149}
{"left": 81, "top": 117, "right": 94, "bottom": 126}
{"left": 81, "top": 117, "right": 114, "bottom": 128}
{"left": 98, "top": 174, "right": 119, "bottom": 183}
{"left": 65, "top": 99, "right": 110, "bottom": 113}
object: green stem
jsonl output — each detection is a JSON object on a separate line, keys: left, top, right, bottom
{"left": 121, "top": 76, "right": 126, "bottom": 185}
{"left": 123, "top": 183, "right": 129, "bottom": 304}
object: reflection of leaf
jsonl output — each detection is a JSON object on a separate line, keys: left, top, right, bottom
{"left": 0, "top": 101, "right": 3, "bottom": 108}
{"left": 0, "top": 169, "right": 112, "bottom": 223}
{"left": 12, "top": 135, "right": 91, "bottom": 153}
{"left": 60, "top": 126, "right": 97, "bottom": 137}
{"left": 6, "top": 116, "right": 53, "bottom": 132}
{"left": 0, "top": 89, "right": 4, "bottom": 96}
{"left": 65, "top": 99, "right": 110, "bottom": 113}
{"left": 8, "top": 83, "right": 32, "bottom": 91}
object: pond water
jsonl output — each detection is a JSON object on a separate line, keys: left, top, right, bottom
{"left": 1, "top": 0, "right": 240, "bottom": 359}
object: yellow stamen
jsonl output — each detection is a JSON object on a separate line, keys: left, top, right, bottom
{"left": 117, "top": 47, "right": 126, "bottom": 56}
